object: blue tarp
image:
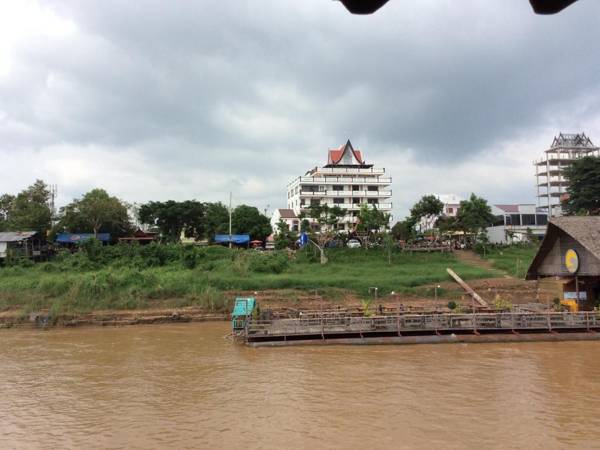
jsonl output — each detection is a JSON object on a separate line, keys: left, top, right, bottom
{"left": 55, "top": 233, "right": 111, "bottom": 244}
{"left": 214, "top": 234, "right": 250, "bottom": 245}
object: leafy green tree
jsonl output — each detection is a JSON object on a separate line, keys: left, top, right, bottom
{"left": 410, "top": 195, "right": 444, "bottom": 232}
{"left": 274, "top": 219, "right": 298, "bottom": 249}
{"left": 5, "top": 180, "right": 52, "bottom": 235}
{"left": 357, "top": 204, "right": 390, "bottom": 233}
{"left": 203, "top": 202, "right": 229, "bottom": 238}
{"left": 304, "top": 204, "right": 345, "bottom": 231}
{"left": 563, "top": 155, "right": 600, "bottom": 215}
{"left": 231, "top": 205, "right": 271, "bottom": 241}
{"left": 391, "top": 218, "right": 416, "bottom": 241}
{"left": 436, "top": 215, "right": 458, "bottom": 235}
{"left": 59, "top": 188, "right": 132, "bottom": 237}
{"left": 455, "top": 193, "right": 494, "bottom": 233}
{"left": 138, "top": 200, "right": 205, "bottom": 241}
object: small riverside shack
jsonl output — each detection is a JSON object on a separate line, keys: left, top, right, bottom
{"left": 55, "top": 233, "right": 111, "bottom": 247}
{"left": 214, "top": 234, "right": 250, "bottom": 247}
{"left": 0, "top": 231, "right": 44, "bottom": 260}
{"left": 118, "top": 229, "right": 157, "bottom": 245}
{"left": 526, "top": 217, "right": 600, "bottom": 311}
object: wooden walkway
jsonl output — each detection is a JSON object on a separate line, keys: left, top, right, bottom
{"left": 237, "top": 311, "right": 600, "bottom": 346}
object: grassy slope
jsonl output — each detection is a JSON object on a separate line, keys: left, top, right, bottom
{"left": 0, "top": 247, "right": 500, "bottom": 316}
{"left": 481, "top": 246, "right": 538, "bottom": 279}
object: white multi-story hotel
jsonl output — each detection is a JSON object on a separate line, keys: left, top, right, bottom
{"left": 286, "top": 140, "right": 392, "bottom": 231}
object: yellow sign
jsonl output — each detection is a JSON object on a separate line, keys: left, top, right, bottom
{"left": 565, "top": 249, "right": 579, "bottom": 274}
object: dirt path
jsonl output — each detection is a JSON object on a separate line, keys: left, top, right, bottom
{"left": 454, "top": 250, "right": 509, "bottom": 276}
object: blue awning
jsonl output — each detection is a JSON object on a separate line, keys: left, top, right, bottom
{"left": 214, "top": 234, "right": 250, "bottom": 244}
{"left": 55, "top": 233, "right": 111, "bottom": 244}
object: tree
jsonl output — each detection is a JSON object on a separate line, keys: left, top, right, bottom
{"left": 59, "top": 189, "right": 132, "bottom": 238}
{"left": 455, "top": 193, "right": 494, "bottom": 234}
{"left": 563, "top": 155, "right": 600, "bottom": 215}
{"left": 231, "top": 205, "right": 272, "bottom": 241}
{"left": 410, "top": 195, "right": 444, "bottom": 232}
{"left": 357, "top": 204, "right": 390, "bottom": 233}
{"left": 274, "top": 219, "right": 298, "bottom": 249}
{"left": 436, "top": 215, "right": 458, "bottom": 236}
{"left": 5, "top": 180, "right": 52, "bottom": 235}
{"left": 0, "top": 194, "right": 15, "bottom": 232}
{"left": 203, "top": 202, "right": 229, "bottom": 238}
{"left": 391, "top": 218, "right": 416, "bottom": 241}
{"left": 138, "top": 200, "right": 205, "bottom": 241}
{"left": 304, "top": 204, "right": 345, "bottom": 231}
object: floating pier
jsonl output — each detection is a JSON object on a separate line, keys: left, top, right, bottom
{"left": 236, "top": 311, "right": 600, "bottom": 347}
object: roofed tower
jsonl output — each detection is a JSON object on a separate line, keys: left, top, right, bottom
{"left": 326, "top": 140, "right": 373, "bottom": 168}
{"left": 535, "top": 132, "right": 600, "bottom": 218}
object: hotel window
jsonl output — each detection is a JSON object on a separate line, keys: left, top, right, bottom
{"left": 318, "top": 185, "right": 326, "bottom": 192}
{"left": 352, "top": 198, "right": 360, "bottom": 204}
{"left": 333, "top": 198, "right": 344, "bottom": 204}
{"left": 367, "top": 199, "right": 378, "bottom": 205}
{"left": 352, "top": 185, "right": 359, "bottom": 191}
{"left": 332, "top": 185, "right": 343, "bottom": 191}
{"left": 367, "top": 186, "right": 378, "bottom": 191}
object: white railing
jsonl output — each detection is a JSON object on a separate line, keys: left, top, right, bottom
{"left": 311, "top": 167, "right": 386, "bottom": 175}
{"left": 299, "top": 176, "right": 392, "bottom": 184}
{"left": 300, "top": 190, "right": 392, "bottom": 197}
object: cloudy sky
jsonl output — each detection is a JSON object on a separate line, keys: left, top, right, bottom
{"left": 1, "top": 0, "right": 600, "bottom": 219}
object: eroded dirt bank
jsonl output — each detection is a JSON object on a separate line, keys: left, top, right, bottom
{"left": 0, "top": 277, "right": 547, "bottom": 329}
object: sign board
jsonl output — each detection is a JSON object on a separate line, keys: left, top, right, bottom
{"left": 565, "top": 249, "right": 579, "bottom": 274}
{"left": 564, "top": 291, "right": 587, "bottom": 301}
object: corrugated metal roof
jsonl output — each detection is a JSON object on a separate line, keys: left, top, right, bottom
{"left": 277, "top": 209, "right": 297, "bottom": 219}
{"left": 0, "top": 231, "right": 38, "bottom": 242}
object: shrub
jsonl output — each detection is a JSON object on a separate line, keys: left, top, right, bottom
{"left": 249, "top": 252, "right": 289, "bottom": 274}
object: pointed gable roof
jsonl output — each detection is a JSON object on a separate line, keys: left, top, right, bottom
{"left": 526, "top": 216, "right": 600, "bottom": 279}
{"left": 327, "top": 140, "right": 365, "bottom": 166}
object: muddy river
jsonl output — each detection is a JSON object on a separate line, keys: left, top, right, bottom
{"left": 2, "top": 322, "right": 600, "bottom": 449}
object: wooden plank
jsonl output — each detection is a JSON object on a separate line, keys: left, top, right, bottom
{"left": 446, "top": 268, "right": 489, "bottom": 307}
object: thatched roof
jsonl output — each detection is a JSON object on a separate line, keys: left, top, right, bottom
{"left": 526, "top": 216, "right": 600, "bottom": 279}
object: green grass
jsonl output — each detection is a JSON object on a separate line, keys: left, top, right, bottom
{"left": 0, "top": 245, "right": 501, "bottom": 316}
{"left": 482, "top": 246, "right": 538, "bottom": 278}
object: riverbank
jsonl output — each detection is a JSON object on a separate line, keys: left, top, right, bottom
{"left": 0, "top": 246, "right": 541, "bottom": 329}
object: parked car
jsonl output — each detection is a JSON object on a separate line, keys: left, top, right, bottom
{"left": 347, "top": 239, "right": 361, "bottom": 249}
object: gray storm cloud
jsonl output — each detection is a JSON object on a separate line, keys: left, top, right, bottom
{"left": 1, "top": 0, "right": 600, "bottom": 217}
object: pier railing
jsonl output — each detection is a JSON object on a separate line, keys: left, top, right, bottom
{"left": 241, "top": 312, "right": 600, "bottom": 341}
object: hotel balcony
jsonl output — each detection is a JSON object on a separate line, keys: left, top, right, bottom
{"left": 300, "top": 190, "right": 392, "bottom": 198}
{"left": 298, "top": 176, "right": 392, "bottom": 185}
{"left": 308, "top": 167, "right": 386, "bottom": 176}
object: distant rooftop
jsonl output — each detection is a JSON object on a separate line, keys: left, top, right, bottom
{"left": 549, "top": 132, "right": 597, "bottom": 150}
{"left": 434, "top": 194, "right": 463, "bottom": 205}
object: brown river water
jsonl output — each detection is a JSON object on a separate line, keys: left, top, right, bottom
{"left": 2, "top": 322, "right": 600, "bottom": 450}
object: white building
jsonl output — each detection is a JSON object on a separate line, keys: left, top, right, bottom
{"left": 270, "top": 208, "right": 299, "bottom": 234}
{"left": 486, "top": 204, "right": 548, "bottom": 244}
{"left": 535, "top": 133, "right": 599, "bottom": 218}
{"left": 435, "top": 194, "right": 463, "bottom": 218}
{"left": 286, "top": 140, "right": 392, "bottom": 231}
{"left": 417, "top": 194, "right": 462, "bottom": 232}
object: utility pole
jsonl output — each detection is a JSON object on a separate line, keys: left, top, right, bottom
{"left": 229, "top": 191, "right": 233, "bottom": 249}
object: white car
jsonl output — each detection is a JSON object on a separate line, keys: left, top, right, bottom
{"left": 347, "top": 239, "right": 361, "bottom": 249}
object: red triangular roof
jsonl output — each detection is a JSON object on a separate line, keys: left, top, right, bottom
{"left": 328, "top": 140, "right": 365, "bottom": 165}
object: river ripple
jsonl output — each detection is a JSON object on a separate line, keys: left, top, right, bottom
{"left": 2, "top": 322, "right": 600, "bottom": 449}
